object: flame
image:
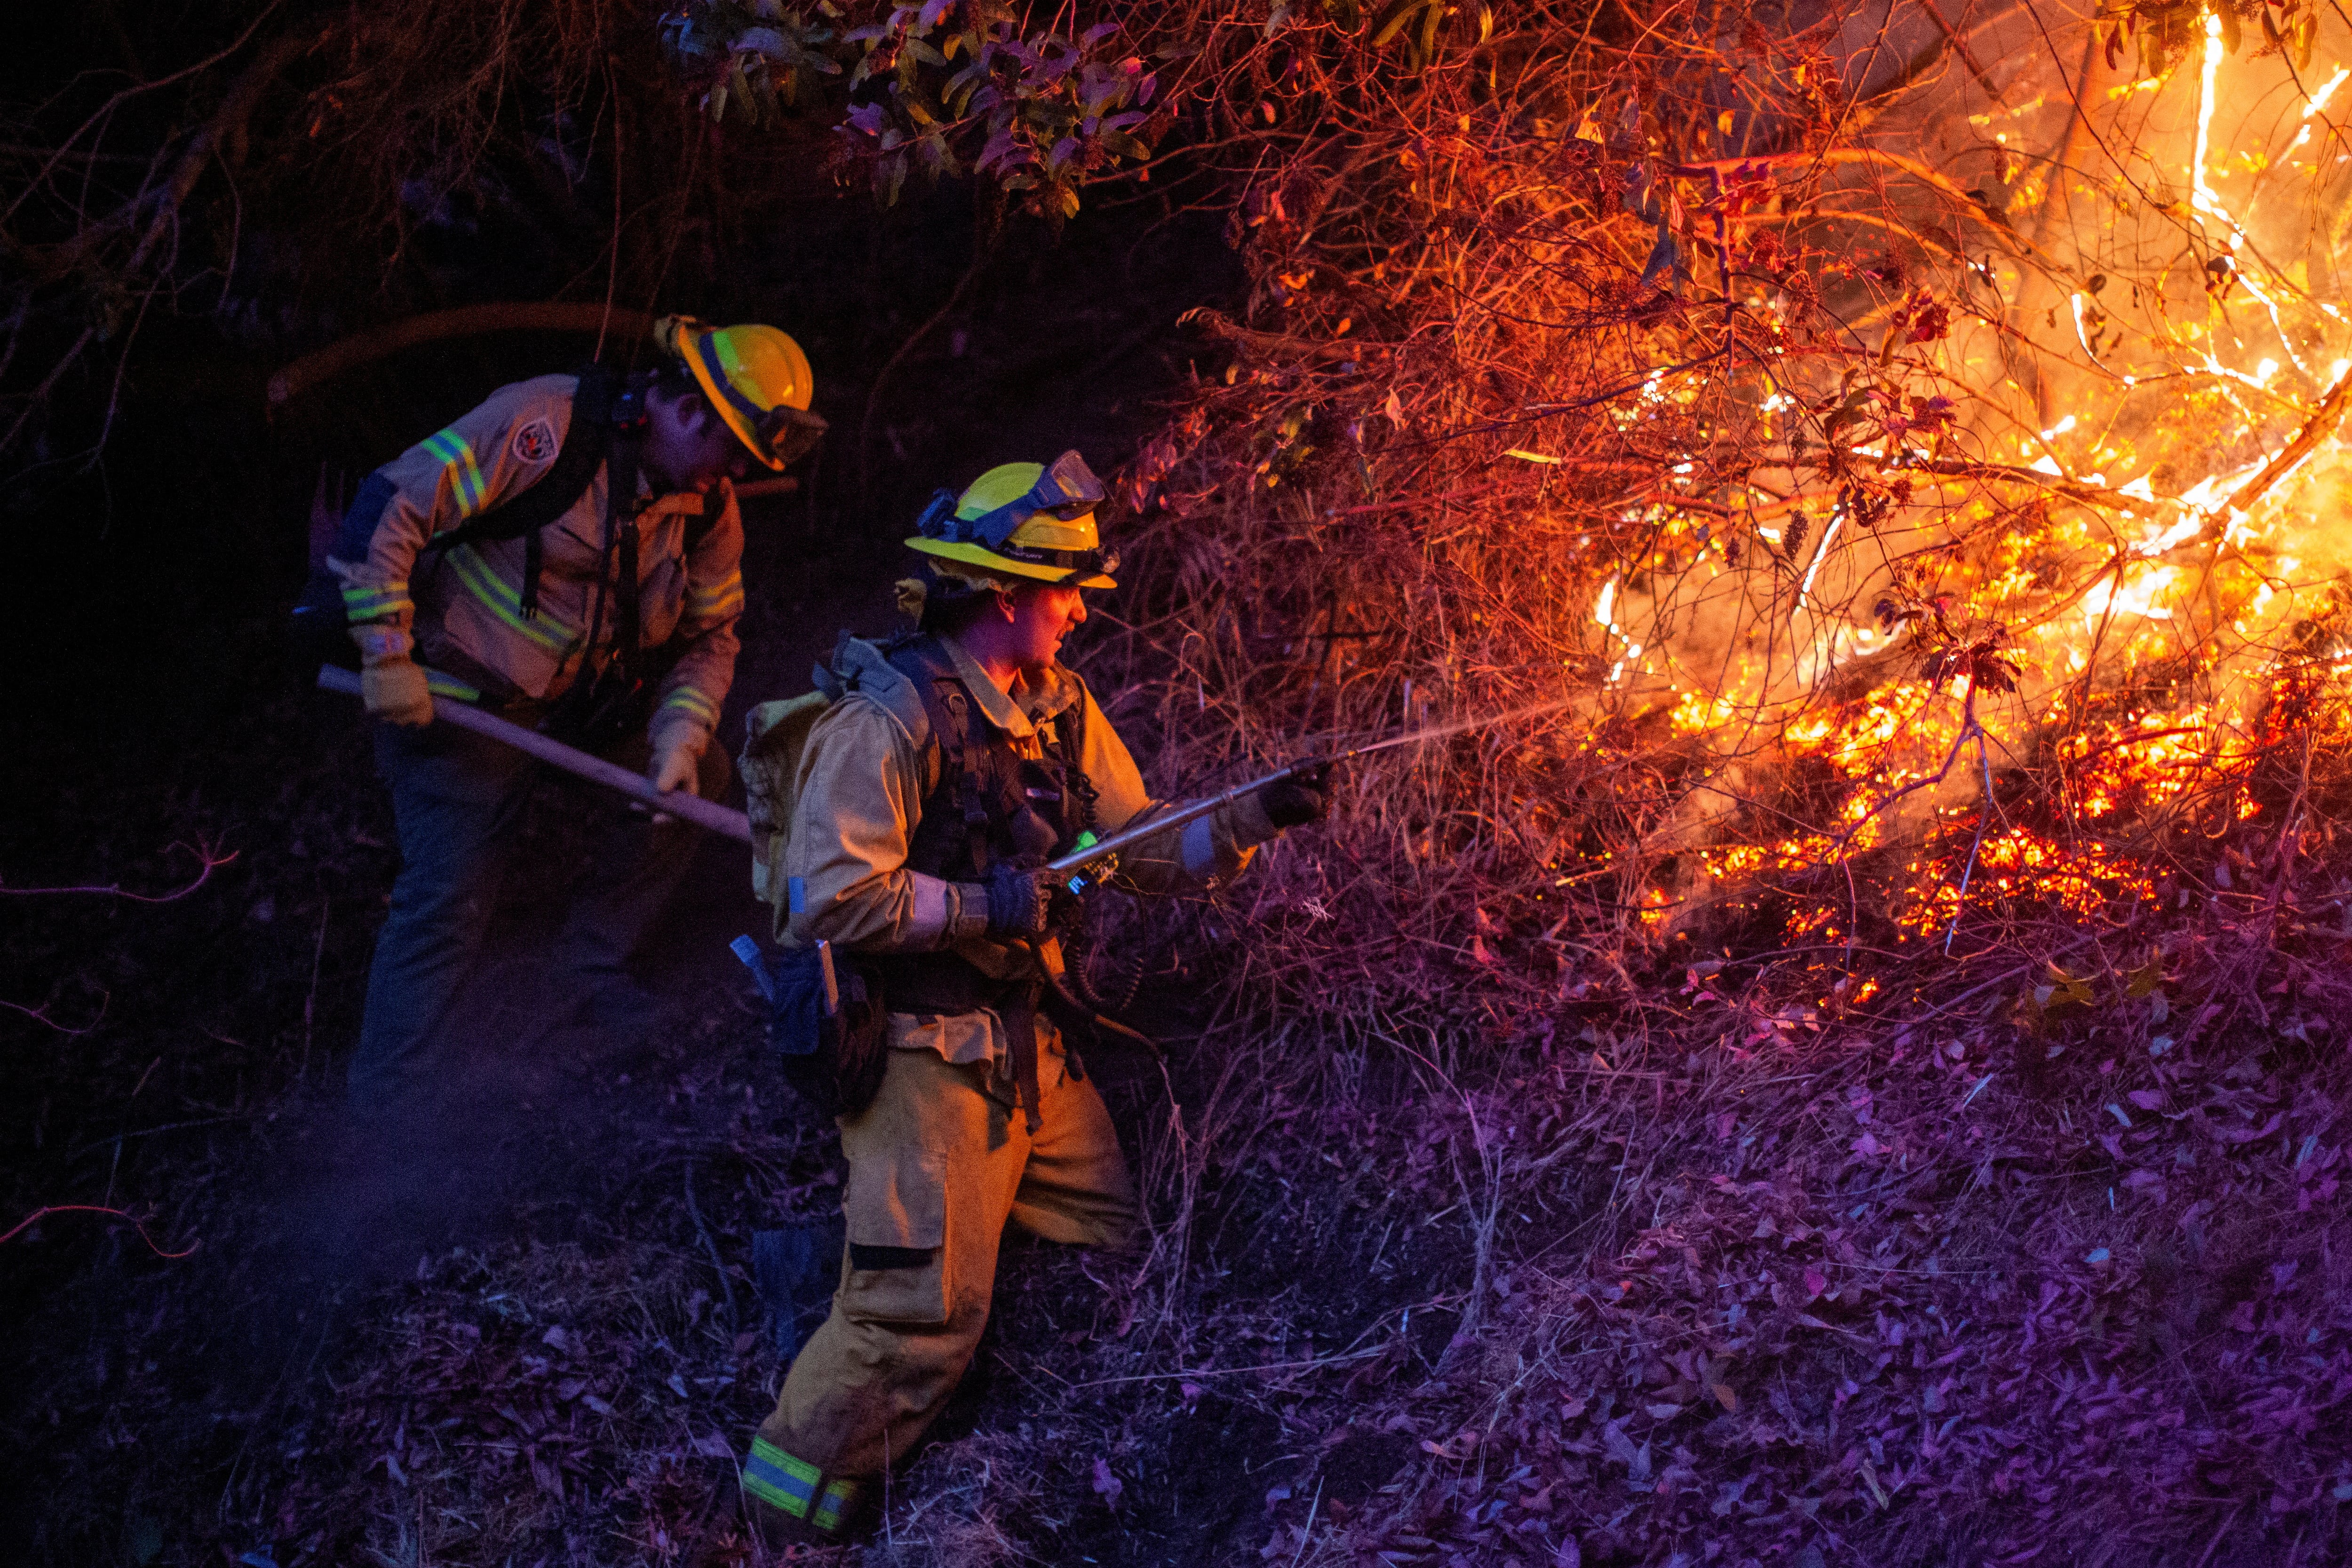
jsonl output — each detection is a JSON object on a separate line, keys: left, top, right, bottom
{"left": 1553, "top": 21, "right": 2352, "bottom": 958}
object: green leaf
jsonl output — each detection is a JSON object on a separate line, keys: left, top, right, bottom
{"left": 1372, "top": 0, "right": 1436, "bottom": 48}
{"left": 1102, "top": 129, "right": 1153, "bottom": 162}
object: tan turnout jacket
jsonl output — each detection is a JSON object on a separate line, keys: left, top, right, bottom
{"left": 333, "top": 374, "right": 744, "bottom": 754}
{"left": 784, "top": 633, "right": 1278, "bottom": 1075}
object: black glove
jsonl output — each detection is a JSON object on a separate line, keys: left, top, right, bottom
{"left": 1257, "top": 763, "right": 1335, "bottom": 830}
{"left": 981, "top": 861, "right": 1055, "bottom": 941}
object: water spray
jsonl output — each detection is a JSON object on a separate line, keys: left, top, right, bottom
{"left": 1049, "top": 696, "right": 1575, "bottom": 895}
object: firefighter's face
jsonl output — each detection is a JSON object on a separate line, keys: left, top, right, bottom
{"left": 1003, "top": 583, "right": 1087, "bottom": 670}
{"left": 645, "top": 389, "right": 755, "bottom": 491}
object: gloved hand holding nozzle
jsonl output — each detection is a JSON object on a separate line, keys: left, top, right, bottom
{"left": 1255, "top": 760, "right": 1338, "bottom": 830}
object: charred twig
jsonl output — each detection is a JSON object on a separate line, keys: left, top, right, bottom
{"left": 1943, "top": 730, "right": 1998, "bottom": 954}
{"left": 0, "top": 841, "right": 236, "bottom": 901}
{"left": 683, "top": 1159, "right": 739, "bottom": 1340}
{"left": 0, "top": 992, "right": 109, "bottom": 1036}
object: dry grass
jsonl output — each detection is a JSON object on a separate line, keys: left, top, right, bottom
{"left": 1034, "top": 0, "right": 2352, "bottom": 1560}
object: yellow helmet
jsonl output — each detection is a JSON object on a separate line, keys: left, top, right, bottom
{"left": 905, "top": 451, "right": 1117, "bottom": 588}
{"left": 655, "top": 315, "right": 826, "bottom": 471}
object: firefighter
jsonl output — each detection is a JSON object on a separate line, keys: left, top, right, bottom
{"left": 331, "top": 317, "right": 824, "bottom": 1109}
{"left": 730, "top": 453, "right": 1328, "bottom": 1544}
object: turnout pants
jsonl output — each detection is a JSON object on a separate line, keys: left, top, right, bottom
{"left": 744, "top": 1040, "right": 1138, "bottom": 1526}
{"left": 348, "top": 717, "right": 730, "bottom": 1108}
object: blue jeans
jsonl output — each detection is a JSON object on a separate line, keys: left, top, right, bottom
{"left": 348, "top": 719, "right": 731, "bottom": 1108}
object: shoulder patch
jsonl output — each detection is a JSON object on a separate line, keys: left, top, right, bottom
{"left": 510, "top": 419, "right": 558, "bottom": 465}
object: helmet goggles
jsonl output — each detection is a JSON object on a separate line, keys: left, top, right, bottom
{"left": 754, "top": 403, "right": 830, "bottom": 468}
{"left": 913, "top": 450, "right": 1117, "bottom": 584}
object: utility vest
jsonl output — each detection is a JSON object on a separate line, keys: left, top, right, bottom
{"left": 860, "top": 635, "right": 1099, "bottom": 1018}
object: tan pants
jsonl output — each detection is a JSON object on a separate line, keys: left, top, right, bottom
{"left": 755, "top": 1042, "right": 1139, "bottom": 1482}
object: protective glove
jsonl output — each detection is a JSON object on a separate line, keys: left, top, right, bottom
{"left": 1255, "top": 762, "right": 1335, "bottom": 830}
{"left": 359, "top": 652, "right": 435, "bottom": 727}
{"left": 978, "top": 861, "right": 1056, "bottom": 941}
{"left": 649, "top": 731, "right": 703, "bottom": 798}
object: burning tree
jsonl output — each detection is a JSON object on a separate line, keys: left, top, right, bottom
{"left": 660, "top": 0, "right": 2352, "bottom": 1019}
{"left": 669, "top": 0, "right": 2352, "bottom": 1557}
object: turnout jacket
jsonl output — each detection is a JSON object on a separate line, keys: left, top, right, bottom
{"left": 332, "top": 374, "right": 744, "bottom": 752}
{"left": 784, "top": 633, "right": 1280, "bottom": 1076}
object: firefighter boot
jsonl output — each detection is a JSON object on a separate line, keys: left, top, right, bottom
{"left": 741, "top": 1440, "right": 872, "bottom": 1545}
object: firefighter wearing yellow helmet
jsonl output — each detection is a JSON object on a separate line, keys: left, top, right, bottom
{"left": 719, "top": 452, "right": 1331, "bottom": 1548}
{"left": 322, "top": 316, "right": 823, "bottom": 1108}
{"left": 663, "top": 315, "right": 824, "bottom": 473}
{"left": 903, "top": 451, "right": 1120, "bottom": 588}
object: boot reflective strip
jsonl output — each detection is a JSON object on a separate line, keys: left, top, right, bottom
{"left": 742, "top": 1437, "right": 860, "bottom": 1528}
{"left": 421, "top": 428, "right": 487, "bottom": 517}
{"left": 810, "top": 1476, "right": 859, "bottom": 1533}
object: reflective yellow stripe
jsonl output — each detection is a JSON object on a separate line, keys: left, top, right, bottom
{"left": 422, "top": 429, "right": 486, "bottom": 516}
{"left": 422, "top": 669, "right": 481, "bottom": 701}
{"left": 341, "top": 582, "right": 413, "bottom": 622}
{"left": 688, "top": 573, "right": 745, "bottom": 619}
{"left": 739, "top": 1438, "right": 860, "bottom": 1531}
{"left": 742, "top": 1437, "right": 820, "bottom": 1518}
{"left": 660, "top": 687, "right": 719, "bottom": 725}
{"left": 810, "top": 1476, "right": 859, "bottom": 1533}
{"left": 445, "top": 545, "right": 571, "bottom": 654}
